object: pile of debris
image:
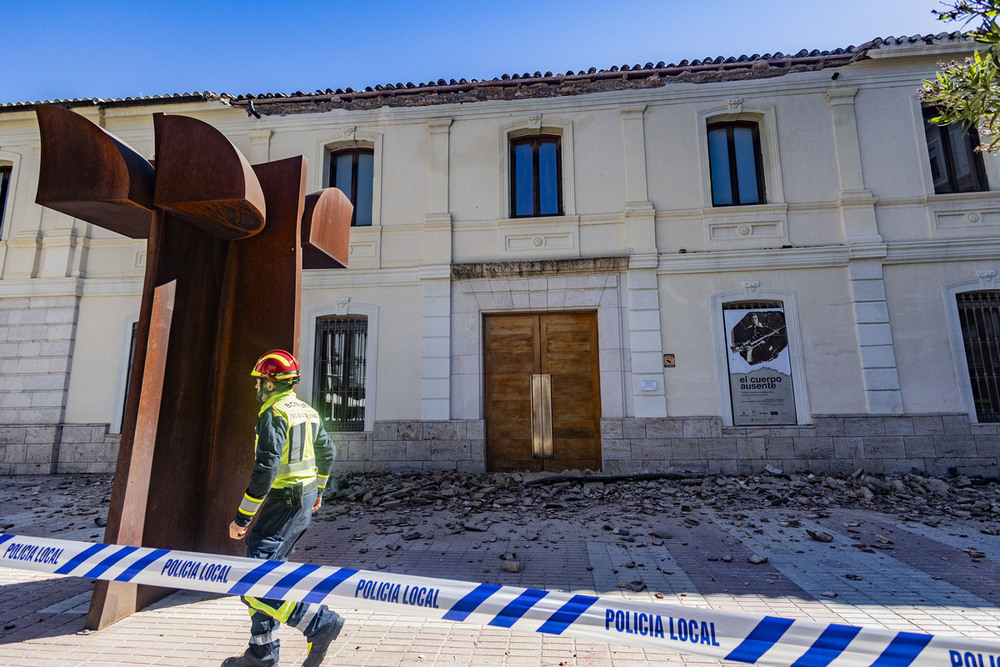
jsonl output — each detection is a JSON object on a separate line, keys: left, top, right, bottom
{"left": 324, "top": 469, "right": 1000, "bottom": 527}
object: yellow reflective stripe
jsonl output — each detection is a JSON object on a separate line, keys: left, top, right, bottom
{"left": 238, "top": 493, "right": 265, "bottom": 516}
{"left": 245, "top": 596, "right": 297, "bottom": 623}
{"left": 317, "top": 473, "right": 329, "bottom": 489}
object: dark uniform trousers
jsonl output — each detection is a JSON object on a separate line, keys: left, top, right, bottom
{"left": 241, "top": 486, "right": 338, "bottom": 664}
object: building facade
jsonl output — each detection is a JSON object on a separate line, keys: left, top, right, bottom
{"left": 0, "top": 34, "right": 998, "bottom": 477}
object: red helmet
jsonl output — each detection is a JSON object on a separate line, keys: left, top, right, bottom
{"left": 251, "top": 349, "right": 300, "bottom": 383}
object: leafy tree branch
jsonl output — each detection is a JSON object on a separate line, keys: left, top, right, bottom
{"left": 921, "top": 0, "right": 1000, "bottom": 151}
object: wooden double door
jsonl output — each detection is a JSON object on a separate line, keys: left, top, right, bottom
{"left": 484, "top": 312, "right": 602, "bottom": 472}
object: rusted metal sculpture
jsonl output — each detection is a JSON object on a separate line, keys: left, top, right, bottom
{"left": 33, "top": 105, "right": 352, "bottom": 630}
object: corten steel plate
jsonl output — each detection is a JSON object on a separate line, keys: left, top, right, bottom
{"left": 87, "top": 279, "right": 176, "bottom": 630}
{"left": 34, "top": 105, "right": 154, "bottom": 238}
{"left": 302, "top": 187, "right": 352, "bottom": 269}
{"left": 152, "top": 113, "right": 266, "bottom": 240}
{"left": 198, "top": 156, "right": 309, "bottom": 556}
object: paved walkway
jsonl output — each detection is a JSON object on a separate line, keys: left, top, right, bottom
{"left": 1, "top": 473, "right": 999, "bottom": 665}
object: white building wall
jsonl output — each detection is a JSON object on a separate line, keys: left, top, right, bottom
{"left": 1, "top": 37, "right": 998, "bottom": 475}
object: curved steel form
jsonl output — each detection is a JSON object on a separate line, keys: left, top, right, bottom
{"left": 302, "top": 186, "right": 352, "bottom": 269}
{"left": 34, "top": 105, "right": 155, "bottom": 238}
{"left": 152, "top": 113, "right": 267, "bottom": 240}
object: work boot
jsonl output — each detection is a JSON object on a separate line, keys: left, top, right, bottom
{"left": 221, "top": 651, "right": 276, "bottom": 667}
{"left": 302, "top": 612, "right": 345, "bottom": 667}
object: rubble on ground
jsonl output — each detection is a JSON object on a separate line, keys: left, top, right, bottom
{"left": 322, "top": 468, "right": 1000, "bottom": 530}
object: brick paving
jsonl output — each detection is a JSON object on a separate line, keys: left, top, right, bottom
{"left": 0, "top": 473, "right": 999, "bottom": 665}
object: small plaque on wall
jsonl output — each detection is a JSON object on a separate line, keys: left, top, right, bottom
{"left": 663, "top": 354, "right": 675, "bottom": 368}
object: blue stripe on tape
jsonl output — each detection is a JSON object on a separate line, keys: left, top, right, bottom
{"left": 228, "top": 559, "right": 285, "bottom": 596}
{"left": 264, "top": 563, "right": 320, "bottom": 600}
{"left": 791, "top": 624, "right": 862, "bottom": 667}
{"left": 443, "top": 583, "right": 501, "bottom": 621}
{"left": 726, "top": 616, "right": 796, "bottom": 663}
{"left": 488, "top": 588, "right": 548, "bottom": 628}
{"left": 83, "top": 545, "right": 138, "bottom": 579}
{"left": 115, "top": 548, "right": 168, "bottom": 582}
{"left": 55, "top": 543, "right": 110, "bottom": 575}
{"left": 867, "top": 631, "right": 933, "bottom": 667}
{"left": 302, "top": 568, "right": 358, "bottom": 605}
{"left": 0, "top": 534, "right": 14, "bottom": 548}
{"left": 536, "top": 594, "right": 598, "bottom": 635}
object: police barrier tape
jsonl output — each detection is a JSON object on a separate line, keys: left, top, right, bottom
{"left": 2, "top": 532, "right": 1000, "bottom": 667}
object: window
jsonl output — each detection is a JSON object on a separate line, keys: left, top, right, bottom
{"left": 0, "top": 165, "right": 11, "bottom": 237}
{"left": 314, "top": 316, "right": 368, "bottom": 432}
{"left": 329, "top": 148, "right": 374, "bottom": 226}
{"left": 707, "top": 121, "right": 765, "bottom": 206}
{"left": 957, "top": 291, "right": 1000, "bottom": 422}
{"left": 510, "top": 135, "right": 562, "bottom": 217}
{"left": 924, "top": 109, "right": 987, "bottom": 194}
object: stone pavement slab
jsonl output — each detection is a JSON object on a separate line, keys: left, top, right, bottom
{"left": 1, "top": 472, "right": 999, "bottom": 665}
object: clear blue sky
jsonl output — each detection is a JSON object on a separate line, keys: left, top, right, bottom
{"left": 1, "top": 0, "right": 956, "bottom": 105}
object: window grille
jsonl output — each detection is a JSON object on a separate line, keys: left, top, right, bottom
{"left": 314, "top": 316, "right": 368, "bottom": 432}
{"left": 957, "top": 291, "right": 1000, "bottom": 422}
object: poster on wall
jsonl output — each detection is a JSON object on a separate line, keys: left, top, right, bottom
{"left": 724, "top": 306, "right": 796, "bottom": 426}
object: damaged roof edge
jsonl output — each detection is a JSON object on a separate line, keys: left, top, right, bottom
{"left": 226, "top": 32, "right": 972, "bottom": 115}
{"left": 0, "top": 32, "right": 972, "bottom": 116}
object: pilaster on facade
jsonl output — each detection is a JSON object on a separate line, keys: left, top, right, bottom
{"left": 420, "top": 263, "right": 452, "bottom": 420}
{"left": 427, "top": 118, "right": 452, "bottom": 217}
{"left": 849, "top": 256, "right": 903, "bottom": 414}
{"left": 620, "top": 104, "right": 656, "bottom": 256}
{"left": 38, "top": 225, "right": 86, "bottom": 278}
{"left": 627, "top": 252, "right": 666, "bottom": 417}
{"left": 625, "top": 202, "right": 656, "bottom": 255}
{"left": 827, "top": 85, "right": 901, "bottom": 414}
{"left": 620, "top": 104, "right": 649, "bottom": 203}
{"left": 248, "top": 129, "right": 273, "bottom": 164}
{"left": 826, "top": 85, "right": 882, "bottom": 244}
{"left": 1, "top": 233, "right": 43, "bottom": 279}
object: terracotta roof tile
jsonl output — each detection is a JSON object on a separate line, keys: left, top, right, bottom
{"left": 0, "top": 32, "right": 971, "bottom": 115}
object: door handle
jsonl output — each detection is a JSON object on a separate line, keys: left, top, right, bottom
{"left": 530, "top": 373, "right": 553, "bottom": 459}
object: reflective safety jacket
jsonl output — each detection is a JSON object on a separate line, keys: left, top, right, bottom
{"left": 234, "top": 390, "right": 336, "bottom": 527}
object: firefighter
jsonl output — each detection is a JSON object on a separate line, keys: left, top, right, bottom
{"left": 224, "top": 349, "right": 344, "bottom": 667}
